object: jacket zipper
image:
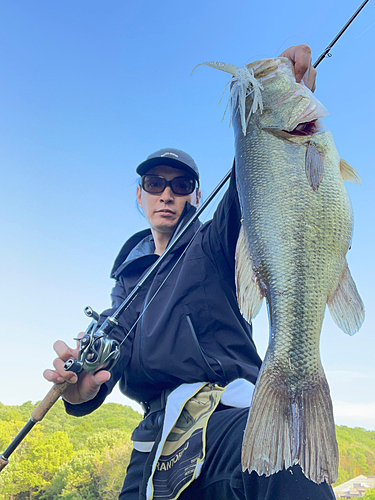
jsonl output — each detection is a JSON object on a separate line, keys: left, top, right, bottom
{"left": 185, "top": 314, "right": 227, "bottom": 384}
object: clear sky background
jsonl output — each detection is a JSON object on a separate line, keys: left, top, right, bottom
{"left": 0, "top": 1, "right": 374, "bottom": 430}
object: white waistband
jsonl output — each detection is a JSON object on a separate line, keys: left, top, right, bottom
{"left": 133, "top": 378, "right": 254, "bottom": 453}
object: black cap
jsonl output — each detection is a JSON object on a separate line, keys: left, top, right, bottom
{"left": 136, "top": 148, "right": 199, "bottom": 182}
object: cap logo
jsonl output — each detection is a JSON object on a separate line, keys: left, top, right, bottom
{"left": 160, "top": 152, "right": 179, "bottom": 158}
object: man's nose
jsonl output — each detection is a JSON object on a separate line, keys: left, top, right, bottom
{"left": 159, "top": 185, "right": 174, "bottom": 202}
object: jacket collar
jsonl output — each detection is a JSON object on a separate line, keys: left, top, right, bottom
{"left": 111, "top": 202, "right": 200, "bottom": 279}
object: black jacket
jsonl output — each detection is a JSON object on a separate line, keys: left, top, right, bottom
{"left": 65, "top": 168, "right": 262, "bottom": 416}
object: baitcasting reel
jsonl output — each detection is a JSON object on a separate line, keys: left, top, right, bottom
{"left": 64, "top": 306, "right": 121, "bottom": 375}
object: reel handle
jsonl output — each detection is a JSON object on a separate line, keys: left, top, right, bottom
{"left": 84, "top": 306, "right": 99, "bottom": 321}
{"left": 64, "top": 308, "right": 120, "bottom": 375}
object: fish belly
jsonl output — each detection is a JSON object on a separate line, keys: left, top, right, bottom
{"left": 235, "top": 126, "right": 353, "bottom": 484}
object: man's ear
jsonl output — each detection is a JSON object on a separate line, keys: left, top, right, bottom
{"left": 195, "top": 189, "right": 201, "bottom": 208}
{"left": 136, "top": 184, "right": 142, "bottom": 208}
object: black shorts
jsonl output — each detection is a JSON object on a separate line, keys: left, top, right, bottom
{"left": 120, "top": 405, "right": 336, "bottom": 500}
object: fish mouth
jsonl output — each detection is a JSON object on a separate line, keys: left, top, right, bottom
{"left": 284, "top": 119, "right": 323, "bottom": 136}
{"left": 271, "top": 118, "right": 327, "bottom": 141}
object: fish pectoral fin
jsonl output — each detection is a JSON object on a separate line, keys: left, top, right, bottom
{"left": 305, "top": 141, "right": 325, "bottom": 191}
{"left": 339, "top": 159, "right": 362, "bottom": 185}
{"left": 235, "top": 225, "right": 264, "bottom": 322}
{"left": 327, "top": 259, "right": 365, "bottom": 336}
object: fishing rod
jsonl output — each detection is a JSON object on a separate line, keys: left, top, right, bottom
{"left": 0, "top": 166, "right": 232, "bottom": 472}
{"left": 0, "top": 0, "right": 370, "bottom": 473}
{"left": 192, "top": 0, "right": 372, "bottom": 202}
{"left": 313, "top": 0, "right": 370, "bottom": 67}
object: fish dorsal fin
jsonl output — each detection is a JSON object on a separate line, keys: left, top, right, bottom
{"left": 327, "top": 259, "right": 365, "bottom": 335}
{"left": 340, "top": 159, "right": 362, "bottom": 185}
{"left": 235, "top": 225, "right": 264, "bottom": 322}
{"left": 305, "top": 141, "right": 325, "bottom": 191}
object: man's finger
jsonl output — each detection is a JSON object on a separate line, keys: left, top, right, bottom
{"left": 92, "top": 370, "right": 111, "bottom": 386}
{"left": 280, "top": 45, "right": 311, "bottom": 82}
{"left": 71, "top": 370, "right": 111, "bottom": 403}
{"left": 53, "top": 340, "right": 78, "bottom": 361}
{"left": 75, "top": 332, "right": 85, "bottom": 344}
{"left": 292, "top": 44, "right": 312, "bottom": 83}
{"left": 43, "top": 368, "right": 61, "bottom": 383}
{"left": 280, "top": 44, "right": 316, "bottom": 91}
{"left": 52, "top": 357, "right": 78, "bottom": 383}
{"left": 303, "top": 66, "right": 317, "bottom": 92}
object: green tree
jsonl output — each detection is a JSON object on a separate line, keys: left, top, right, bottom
{"left": 335, "top": 426, "right": 375, "bottom": 486}
{"left": 364, "top": 487, "right": 375, "bottom": 500}
{"left": 54, "top": 449, "right": 101, "bottom": 500}
{"left": 0, "top": 400, "right": 141, "bottom": 499}
{"left": 0, "top": 429, "right": 74, "bottom": 500}
{"left": 95, "top": 441, "right": 133, "bottom": 499}
{"left": 41, "top": 429, "right": 133, "bottom": 500}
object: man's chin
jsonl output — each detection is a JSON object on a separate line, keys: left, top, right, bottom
{"left": 152, "top": 221, "right": 178, "bottom": 234}
{"left": 153, "top": 215, "right": 178, "bottom": 227}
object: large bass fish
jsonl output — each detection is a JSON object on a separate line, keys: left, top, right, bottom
{"left": 194, "top": 58, "right": 365, "bottom": 484}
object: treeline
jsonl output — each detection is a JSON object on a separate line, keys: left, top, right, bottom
{"left": 336, "top": 425, "right": 375, "bottom": 484}
{"left": 0, "top": 400, "right": 141, "bottom": 500}
{"left": 0, "top": 401, "right": 375, "bottom": 499}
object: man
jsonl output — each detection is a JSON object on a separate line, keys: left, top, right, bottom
{"left": 44, "top": 46, "right": 335, "bottom": 499}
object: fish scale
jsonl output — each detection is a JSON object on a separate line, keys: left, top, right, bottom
{"left": 195, "top": 56, "right": 364, "bottom": 484}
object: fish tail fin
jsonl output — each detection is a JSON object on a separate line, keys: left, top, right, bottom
{"left": 241, "top": 361, "right": 339, "bottom": 484}
{"left": 235, "top": 225, "right": 264, "bottom": 321}
{"left": 327, "top": 259, "right": 365, "bottom": 335}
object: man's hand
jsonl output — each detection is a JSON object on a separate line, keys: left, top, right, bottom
{"left": 280, "top": 44, "right": 317, "bottom": 92}
{"left": 43, "top": 335, "right": 111, "bottom": 405}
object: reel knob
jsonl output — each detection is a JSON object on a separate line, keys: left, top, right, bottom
{"left": 64, "top": 306, "right": 121, "bottom": 376}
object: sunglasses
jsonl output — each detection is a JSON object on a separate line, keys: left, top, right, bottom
{"left": 141, "top": 175, "right": 198, "bottom": 196}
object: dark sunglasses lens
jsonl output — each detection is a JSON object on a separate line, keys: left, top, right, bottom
{"left": 142, "top": 175, "right": 166, "bottom": 193}
{"left": 171, "top": 177, "right": 195, "bottom": 195}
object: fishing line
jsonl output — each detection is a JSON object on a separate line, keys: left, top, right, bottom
{"left": 313, "top": 0, "right": 370, "bottom": 66}
{"left": 85, "top": 0, "right": 372, "bottom": 366}
{"left": 244, "top": 54, "right": 269, "bottom": 66}
{"left": 117, "top": 225, "right": 201, "bottom": 348}
{"left": 2, "top": 1, "right": 372, "bottom": 474}
{"left": 355, "top": 21, "right": 375, "bottom": 39}
{"left": 274, "top": 35, "right": 312, "bottom": 58}
{"left": 117, "top": 181, "right": 229, "bottom": 349}
{"left": 66, "top": 0, "right": 372, "bottom": 375}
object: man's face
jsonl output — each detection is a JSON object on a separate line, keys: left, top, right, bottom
{"left": 136, "top": 165, "right": 201, "bottom": 237}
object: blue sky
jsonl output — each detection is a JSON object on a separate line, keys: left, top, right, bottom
{"left": 0, "top": 0, "right": 374, "bottom": 430}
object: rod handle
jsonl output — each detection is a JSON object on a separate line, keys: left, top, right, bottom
{"left": 31, "top": 380, "right": 70, "bottom": 421}
{"left": 0, "top": 456, "right": 8, "bottom": 472}
{"left": 0, "top": 381, "right": 70, "bottom": 473}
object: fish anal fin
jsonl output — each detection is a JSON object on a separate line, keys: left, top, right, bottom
{"left": 235, "top": 225, "right": 264, "bottom": 322}
{"left": 327, "top": 259, "right": 365, "bottom": 335}
{"left": 305, "top": 141, "right": 325, "bottom": 191}
{"left": 340, "top": 159, "right": 362, "bottom": 185}
{"left": 241, "top": 361, "right": 338, "bottom": 485}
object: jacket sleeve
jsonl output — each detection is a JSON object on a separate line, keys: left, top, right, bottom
{"left": 64, "top": 278, "right": 137, "bottom": 417}
{"left": 204, "top": 164, "right": 242, "bottom": 275}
